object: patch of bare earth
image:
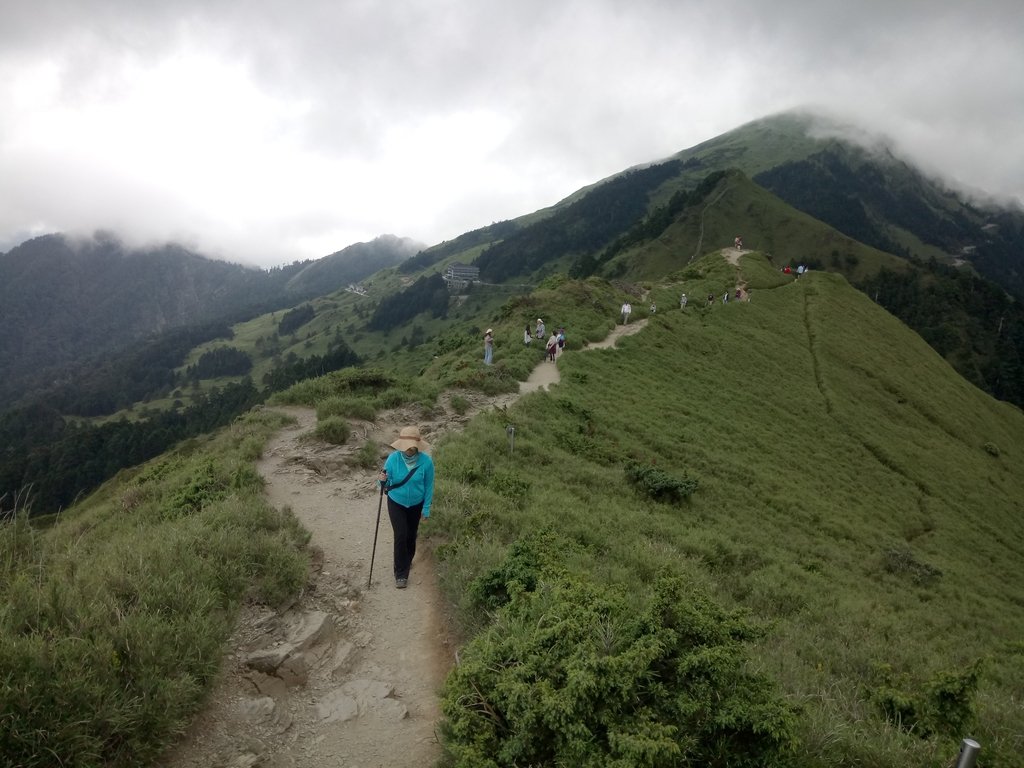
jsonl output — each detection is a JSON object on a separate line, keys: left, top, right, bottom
{"left": 159, "top": 322, "right": 645, "bottom": 768}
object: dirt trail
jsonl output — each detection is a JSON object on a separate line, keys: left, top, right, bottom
{"left": 160, "top": 320, "right": 646, "bottom": 768}
{"left": 723, "top": 247, "right": 752, "bottom": 297}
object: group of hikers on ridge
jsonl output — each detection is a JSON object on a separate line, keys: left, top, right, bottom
{"left": 523, "top": 318, "right": 565, "bottom": 362}
{"left": 483, "top": 318, "right": 567, "bottom": 365}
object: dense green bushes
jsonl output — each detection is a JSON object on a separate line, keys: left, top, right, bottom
{"left": 442, "top": 537, "right": 799, "bottom": 767}
{"left": 625, "top": 461, "right": 699, "bottom": 504}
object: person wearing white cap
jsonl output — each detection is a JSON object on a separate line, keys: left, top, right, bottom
{"left": 483, "top": 328, "right": 494, "bottom": 365}
{"left": 535, "top": 318, "right": 545, "bottom": 339}
{"left": 377, "top": 426, "right": 435, "bottom": 589}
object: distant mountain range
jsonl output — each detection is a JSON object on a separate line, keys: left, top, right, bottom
{"left": 0, "top": 232, "right": 422, "bottom": 408}
{"left": 3, "top": 108, "right": 1023, "bottom": 418}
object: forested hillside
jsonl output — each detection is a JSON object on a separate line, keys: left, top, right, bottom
{"left": 0, "top": 232, "right": 416, "bottom": 409}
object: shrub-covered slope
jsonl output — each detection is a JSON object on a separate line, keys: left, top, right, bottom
{"left": 432, "top": 257, "right": 1024, "bottom": 766}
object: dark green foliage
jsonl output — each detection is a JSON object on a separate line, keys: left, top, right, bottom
{"left": 284, "top": 233, "right": 419, "bottom": 293}
{"left": 0, "top": 373, "right": 284, "bottom": 515}
{"left": 41, "top": 322, "right": 234, "bottom": 417}
{"left": 755, "top": 150, "right": 904, "bottom": 254}
{"left": 477, "top": 160, "right": 684, "bottom": 282}
{"left": 625, "top": 461, "right": 699, "bottom": 504}
{"left": 260, "top": 342, "right": 360, "bottom": 392}
{"left": 368, "top": 273, "right": 449, "bottom": 331}
{"left": 188, "top": 346, "right": 253, "bottom": 379}
{"left": 858, "top": 260, "right": 1024, "bottom": 408}
{"left": 882, "top": 546, "right": 942, "bottom": 586}
{"left": 277, "top": 304, "right": 315, "bottom": 336}
{"left": 869, "top": 661, "right": 981, "bottom": 738}
{"left": 572, "top": 170, "right": 728, "bottom": 278}
{"left": 444, "top": 555, "right": 799, "bottom": 767}
{"left": 399, "top": 221, "right": 518, "bottom": 274}
{"left": 0, "top": 233, "right": 314, "bottom": 409}
{"left": 468, "top": 538, "right": 542, "bottom": 610}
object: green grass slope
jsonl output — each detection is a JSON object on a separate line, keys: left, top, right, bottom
{"left": 431, "top": 257, "right": 1024, "bottom": 766}
{"left": 602, "top": 170, "right": 909, "bottom": 283}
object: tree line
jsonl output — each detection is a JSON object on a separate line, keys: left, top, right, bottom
{"left": 0, "top": 341, "right": 360, "bottom": 517}
{"left": 475, "top": 160, "right": 685, "bottom": 283}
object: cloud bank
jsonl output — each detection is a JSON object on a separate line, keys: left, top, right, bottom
{"left": 1, "top": 0, "right": 1021, "bottom": 266}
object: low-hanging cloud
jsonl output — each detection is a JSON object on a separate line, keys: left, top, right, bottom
{"left": 1, "top": 0, "right": 1022, "bottom": 266}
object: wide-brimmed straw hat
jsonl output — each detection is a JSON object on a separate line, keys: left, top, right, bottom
{"left": 391, "top": 426, "right": 431, "bottom": 452}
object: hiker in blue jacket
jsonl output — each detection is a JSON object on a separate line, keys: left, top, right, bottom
{"left": 377, "top": 426, "right": 435, "bottom": 589}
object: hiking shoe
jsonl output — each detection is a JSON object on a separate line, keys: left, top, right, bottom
{"left": 395, "top": 578, "right": 408, "bottom": 589}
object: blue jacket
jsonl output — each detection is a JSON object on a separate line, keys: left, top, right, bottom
{"left": 381, "top": 450, "right": 435, "bottom": 517}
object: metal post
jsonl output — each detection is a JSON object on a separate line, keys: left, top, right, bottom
{"left": 506, "top": 424, "right": 515, "bottom": 456}
{"left": 954, "top": 738, "right": 980, "bottom": 768}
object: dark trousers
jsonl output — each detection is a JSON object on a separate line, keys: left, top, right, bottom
{"left": 387, "top": 496, "right": 423, "bottom": 579}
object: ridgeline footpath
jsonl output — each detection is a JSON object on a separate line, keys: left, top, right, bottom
{"left": 160, "top": 322, "right": 646, "bottom": 768}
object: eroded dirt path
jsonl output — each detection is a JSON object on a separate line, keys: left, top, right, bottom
{"left": 160, "top": 321, "right": 647, "bottom": 768}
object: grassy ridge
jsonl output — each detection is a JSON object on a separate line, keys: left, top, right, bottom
{"left": 0, "top": 411, "right": 310, "bottom": 767}
{"left": 431, "top": 256, "right": 1024, "bottom": 765}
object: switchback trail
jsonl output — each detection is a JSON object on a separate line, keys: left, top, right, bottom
{"left": 160, "top": 320, "right": 646, "bottom": 768}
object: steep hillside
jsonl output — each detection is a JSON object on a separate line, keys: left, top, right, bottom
{"left": 590, "top": 169, "right": 907, "bottom": 281}
{"left": 431, "top": 257, "right": 1024, "bottom": 765}
{"left": 669, "top": 111, "right": 1024, "bottom": 298}
{"left": 284, "top": 234, "right": 424, "bottom": 295}
{"left": 0, "top": 232, "right": 416, "bottom": 409}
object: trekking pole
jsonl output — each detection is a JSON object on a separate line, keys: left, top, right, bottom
{"left": 367, "top": 481, "right": 385, "bottom": 588}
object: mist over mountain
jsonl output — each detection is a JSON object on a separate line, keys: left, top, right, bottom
{"left": 0, "top": 232, "right": 418, "bottom": 408}
{"left": 3, "top": 109, "right": 1024, "bottom": 513}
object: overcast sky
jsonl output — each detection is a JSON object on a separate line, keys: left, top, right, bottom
{"left": 1, "top": 0, "right": 1022, "bottom": 268}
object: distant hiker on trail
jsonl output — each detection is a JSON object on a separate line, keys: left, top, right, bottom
{"left": 546, "top": 332, "right": 559, "bottom": 362}
{"left": 557, "top": 327, "right": 566, "bottom": 351}
{"left": 735, "top": 288, "right": 743, "bottom": 301}
{"left": 722, "top": 292, "right": 729, "bottom": 305}
{"left": 523, "top": 325, "right": 532, "bottom": 345}
{"left": 483, "top": 329, "right": 494, "bottom": 365}
{"left": 707, "top": 293, "right": 714, "bottom": 307}
{"left": 621, "top": 301, "right": 632, "bottom": 324}
{"left": 377, "top": 426, "right": 435, "bottom": 590}
{"left": 650, "top": 301, "right": 657, "bottom": 314}
{"left": 734, "top": 236, "right": 743, "bottom": 250}
{"left": 680, "top": 292, "right": 687, "bottom": 309}
{"left": 536, "top": 318, "right": 545, "bottom": 339}
{"left": 783, "top": 265, "right": 792, "bottom": 275}
{"left": 797, "top": 264, "right": 806, "bottom": 277}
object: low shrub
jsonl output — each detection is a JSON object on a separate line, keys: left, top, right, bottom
{"left": 317, "top": 395, "right": 377, "bottom": 422}
{"left": 315, "top": 416, "right": 350, "bottom": 445}
{"left": 869, "top": 661, "right": 981, "bottom": 738}
{"left": 624, "top": 461, "right": 699, "bottom": 504}
{"left": 443, "top": 559, "right": 799, "bottom": 767}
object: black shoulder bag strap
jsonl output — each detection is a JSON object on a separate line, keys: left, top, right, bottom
{"left": 384, "top": 465, "right": 420, "bottom": 494}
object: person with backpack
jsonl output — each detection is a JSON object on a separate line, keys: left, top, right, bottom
{"left": 377, "top": 426, "right": 435, "bottom": 589}
{"left": 546, "top": 332, "right": 559, "bottom": 362}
